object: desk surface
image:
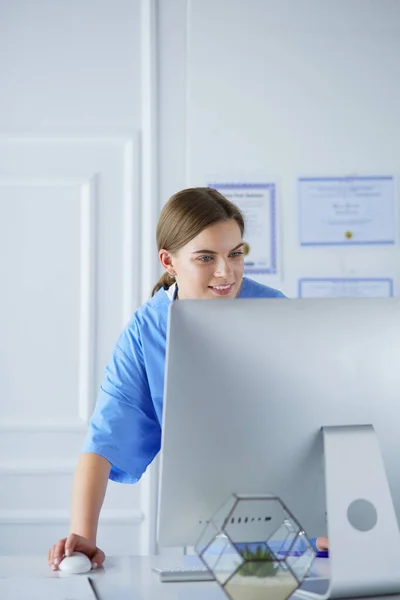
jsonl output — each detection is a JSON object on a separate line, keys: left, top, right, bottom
{"left": 0, "top": 554, "right": 330, "bottom": 600}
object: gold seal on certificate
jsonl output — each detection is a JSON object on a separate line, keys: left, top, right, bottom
{"left": 299, "top": 176, "right": 397, "bottom": 246}
{"left": 243, "top": 242, "right": 250, "bottom": 256}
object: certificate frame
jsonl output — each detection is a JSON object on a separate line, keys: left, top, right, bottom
{"left": 298, "top": 176, "right": 397, "bottom": 246}
{"left": 298, "top": 277, "right": 394, "bottom": 298}
{"left": 208, "top": 182, "right": 277, "bottom": 275}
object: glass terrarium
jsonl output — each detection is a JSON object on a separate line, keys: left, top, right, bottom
{"left": 195, "top": 493, "right": 316, "bottom": 600}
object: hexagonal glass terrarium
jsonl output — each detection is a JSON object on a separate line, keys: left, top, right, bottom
{"left": 195, "top": 493, "right": 316, "bottom": 600}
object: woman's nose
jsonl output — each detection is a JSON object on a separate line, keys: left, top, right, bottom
{"left": 214, "top": 260, "right": 231, "bottom": 278}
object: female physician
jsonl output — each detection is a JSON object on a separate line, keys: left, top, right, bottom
{"left": 48, "top": 187, "right": 327, "bottom": 569}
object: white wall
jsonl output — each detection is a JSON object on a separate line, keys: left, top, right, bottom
{"left": 0, "top": 0, "right": 141, "bottom": 130}
{"left": 2, "top": 0, "right": 400, "bottom": 557}
{"left": 161, "top": 0, "right": 400, "bottom": 297}
{"left": 0, "top": 0, "right": 146, "bottom": 556}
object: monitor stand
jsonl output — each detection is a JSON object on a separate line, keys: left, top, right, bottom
{"left": 297, "top": 424, "right": 400, "bottom": 599}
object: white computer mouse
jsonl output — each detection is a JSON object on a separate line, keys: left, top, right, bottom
{"left": 58, "top": 551, "right": 92, "bottom": 574}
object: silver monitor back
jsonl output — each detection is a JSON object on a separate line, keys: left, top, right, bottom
{"left": 157, "top": 298, "right": 400, "bottom": 597}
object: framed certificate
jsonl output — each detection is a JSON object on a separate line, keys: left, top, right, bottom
{"left": 298, "top": 278, "right": 394, "bottom": 298}
{"left": 299, "top": 176, "right": 397, "bottom": 246}
{"left": 209, "top": 183, "right": 277, "bottom": 274}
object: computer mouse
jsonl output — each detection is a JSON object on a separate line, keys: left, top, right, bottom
{"left": 58, "top": 551, "right": 92, "bottom": 574}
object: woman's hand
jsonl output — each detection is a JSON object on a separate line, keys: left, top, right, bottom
{"left": 47, "top": 533, "right": 105, "bottom": 571}
{"left": 315, "top": 537, "right": 329, "bottom": 552}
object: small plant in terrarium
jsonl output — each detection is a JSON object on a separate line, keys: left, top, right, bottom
{"left": 237, "top": 545, "right": 279, "bottom": 578}
{"left": 195, "top": 493, "right": 317, "bottom": 600}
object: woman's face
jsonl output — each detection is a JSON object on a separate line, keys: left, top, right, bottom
{"left": 160, "top": 220, "right": 245, "bottom": 300}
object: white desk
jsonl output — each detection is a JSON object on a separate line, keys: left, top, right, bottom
{"left": 0, "top": 554, "right": 330, "bottom": 600}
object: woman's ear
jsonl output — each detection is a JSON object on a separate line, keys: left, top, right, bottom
{"left": 159, "top": 249, "right": 175, "bottom": 273}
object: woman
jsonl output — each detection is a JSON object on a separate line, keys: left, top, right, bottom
{"left": 48, "top": 187, "right": 327, "bottom": 569}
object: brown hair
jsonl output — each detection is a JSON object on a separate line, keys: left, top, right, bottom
{"left": 151, "top": 187, "right": 245, "bottom": 296}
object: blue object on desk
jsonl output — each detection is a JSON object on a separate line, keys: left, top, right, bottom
{"left": 309, "top": 537, "right": 329, "bottom": 557}
{"left": 278, "top": 549, "right": 328, "bottom": 558}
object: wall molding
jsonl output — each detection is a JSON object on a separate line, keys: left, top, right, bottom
{"left": 0, "top": 462, "right": 76, "bottom": 475}
{"left": 0, "top": 173, "right": 97, "bottom": 430}
{"left": 0, "top": 133, "right": 143, "bottom": 557}
{"left": 0, "top": 419, "right": 87, "bottom": 433}
{"left": 140, "top": 0, "right": 161, "bottom": 557}
{"left": 78, "top": 176, "right": 97, "bottom": 423}
{"left": 0, "top": 134, "right": 139, "bottom": 430}
{"left": 141, "top": 0, "right": 160, "bottom": 306}
{"left": 122, "top": 137, "right": 141, "bottom": 323}
{"left": 0, "top": 133, "right": 140, "bottom": 142}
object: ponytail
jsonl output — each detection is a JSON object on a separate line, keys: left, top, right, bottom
{"left": 151, "top": 272, "right": 176, "bottom": 297}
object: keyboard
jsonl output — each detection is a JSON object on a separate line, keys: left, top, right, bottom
{"left": 152, "top": 566, "right": 215, "bottom": 582}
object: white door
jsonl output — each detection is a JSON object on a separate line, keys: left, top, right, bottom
{"left": 0, "top": 134, "right": 146, "bottom": 555}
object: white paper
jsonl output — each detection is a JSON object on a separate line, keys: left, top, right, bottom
{"left": 299, "top": 176, "right": 397, "bottom": 245}
{"left": 298, "top": 278, "right": 394, "bottom": 298}
{"left": 209, "top": 183, "right": 277, "bottom": 274}
{"left": 0, "top": 576, "right": 95, "bottom": 600}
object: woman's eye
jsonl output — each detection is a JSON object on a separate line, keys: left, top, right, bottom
{"left": 198, "top": 252, "right": 243, "bottom": 262}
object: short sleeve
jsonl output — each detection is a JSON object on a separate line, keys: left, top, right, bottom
{"left": 82, "top": 320, "right": 161, "bottom": 483}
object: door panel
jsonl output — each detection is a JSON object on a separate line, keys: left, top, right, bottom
{"left": 0, "top": 134, "right": 143, "bottom": 554}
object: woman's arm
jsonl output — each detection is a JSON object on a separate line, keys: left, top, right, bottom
{"left": 48, "top": 452, "right": 111, "bottom": 570}
{"left": 69, "top": 452, "right": 111, "bottom": 542}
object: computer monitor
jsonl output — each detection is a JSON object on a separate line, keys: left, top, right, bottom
{"left": 157, "top": 297, "right": 400, "bottom": 598}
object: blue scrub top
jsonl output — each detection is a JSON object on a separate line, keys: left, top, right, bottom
{"left": 82, "top": 277, "right": 285, "bottom": 483}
